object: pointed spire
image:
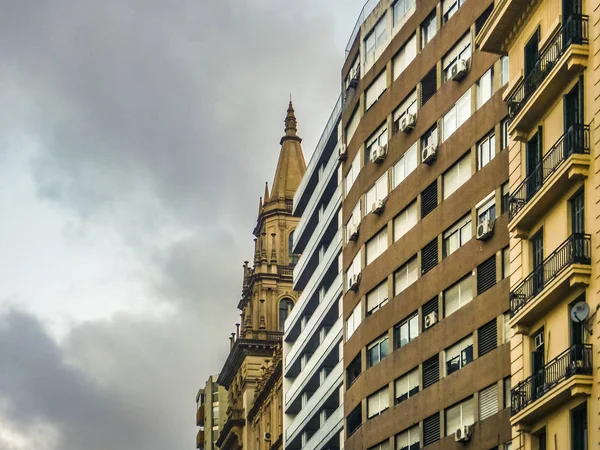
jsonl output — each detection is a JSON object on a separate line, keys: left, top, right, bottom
{"left": 258, "top": 196, "right": 263, "bottom": 215}
{"left": 284, "top": 100, "right": 297, "bottom": 137}
{"left": 263, "top": 182, "right": 270, "bottom": 204}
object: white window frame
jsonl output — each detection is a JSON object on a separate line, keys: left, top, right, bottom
{"left": 346, "top": 301, "right": 362, "bottom": 340}
{"left": 367, "top": 334, "right": 390, "bottom": 367}
{"left": 366, "top": 71, "right": 388, "bottom": 111}
{"left": 501, "top": 119, "right": 509, "bottom": 150}
{"left": 444, "top": 275, "right": 473, "bottom": 316}
{"left": 394, "top": 256, "right": 418, "bottom": 295}
{"left": 477, "top": 68, "right": 494, "bottom": 109}
{"left": 369, "top": 441, "right": 391, "bottom": 450}
{"left": 366, "top": 173, "right": 388, "bottom": 212}
{"left": 445, "top": 397, "right": 475, "bottom": 435}
{"left": 365, "top": 17, "right": 388, "bottom": 69}
{"left": 346, "top": 107, "right": 360, "bottom": 144}
{"left": 443, "top": 153, "right": 471, "bottom": 199}
{"left": 393, "top": 0, "right": 416, "bottom": 29}
{"left": 445, "top": 336, "right": 474, "bottom": 376}
{"left": 476, "top": 193, "right": 496, "bottom": 226}
{"left": 345, "top": 152, "right": 361, "bottom": 194}
{"left": 395, "top": 312, "right": 419, "bottom": 349}
{"left": 479, "top": 383, "right": 499, "bottom": 420}
{"left": 443, "top": 0, "right": 467, "bottom": 23}
{"left": 477, "top": 132, "right": 496, "bottom": 170}
{"left": 421, "top": 10, "right": 438, "bottom": 48}
{"left": 346, "top": 249, "right": 362, "bottom": 291}
{"left": 367, "top": 387, "right": 390, "bottom": 419}
{"left": 366, "top": 227, "right": 388, "bottom": 265}
{"left": 442, "top": 90, "right": 471, "bottom": 142}
{"left": 443, "top": 214, "right": 472, "bottom": 257}
{"left": 442, "top": 33, "right": 472, "bottom": 81}
{"left": 345, "top": 56, "right": 360, "bottom": 91}
{"left": 346, "top": 201, "right": 362, "bottom": 243}
{"left": 393, "top": 201, "right": 418, "bottom": 242}
{"left": 366, "top": 123, "right": 389, "bottom": 161}
{"left": 392, "top": 143, "right": 418, "bottom": 189}
{"left": 367, "top": 281, "right": 389, "bottom": 316}
{"left": 500, "top": 56, "right": 509, "bottom": 87}
{"left": 395, "top": 368, "right": 419, "bottom": 404}
{"left": 392, "top": 90, "right": 418, "bottom": 133}
{"left": 393, "top": 34, "right": 417, "bottom": 80}
{"left": 395, "top": 425, "right": 420, "bottom": 450}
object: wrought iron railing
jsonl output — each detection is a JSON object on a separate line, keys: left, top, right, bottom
{"left": 511, "top": 344, "right": 592, "bottom": 415}
{"left": 506, "top": 14, "right": 589, "bottom": 120}
{"left": 509, "top": 124, "right": 590, "bottom": 219}
{"left": 510, "top": 233, "right": 591, "bottom": 316}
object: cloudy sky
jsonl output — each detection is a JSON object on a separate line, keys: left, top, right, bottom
{"left": 0, "top": 1, "right": 366, "bottom": 448}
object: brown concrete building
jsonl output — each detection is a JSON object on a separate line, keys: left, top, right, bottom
{"left": 340, "top": 1, "right": 512, "bottom": 449}
{"left": 197, "top": 375, "right": 229, "bottom": 450}
{"left": 215, "top": 103, "right": 306, "bottom": 450}
{"left": 478, "top": 1, "right": 598, "bottom": 450}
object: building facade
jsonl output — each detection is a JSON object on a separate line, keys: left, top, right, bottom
{"left": 340, "top": 1, "right": 513, "bottom": 449}
{"left": 283, "top": 97, "right": 344, "bottom": 450}
{"left": 197, "top": 375, "right": 229, "bottom": 450}
{"left": 215, "top": 102, "right": 306, "bottom": 450}
{"left": 478, "top": 1, "right": 598, "bottom": 450}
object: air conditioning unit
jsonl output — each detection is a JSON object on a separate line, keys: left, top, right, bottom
{"left": 370, "top": 144, "right": 387, "bottom": 164}
{"left": 421, "top": 144, "right": 437, "bottom": 165}
{"left": 451, "top": 59, "right": 469, "bottom": 82}
{"left": 424, "top": 311, "right": 438, "bottom": 329}
{"left": 348, "top": 223, "right": 360, "bottom": 241}
{"left": 349, "top": 67, "right": 360, "bottom": 88}
{"left": 372, "top": 198, "right": 386, "bottom": 215}
{"left": 264, "top": 432, "right": 272, "bottom": 442}
{"left": 400, "top": 113, "right": 416, "bottom": 133}
{"left": 455, "top": 425, "right": 473, "bottom": 442}
{"left": 476, "top": 218, "right": 495, "bottom": 241}
{"left": 348, "top": 273, "right": 361, "bottom": 291}
{"left": 338, "top": 144, "right": 348, "bottom": 161}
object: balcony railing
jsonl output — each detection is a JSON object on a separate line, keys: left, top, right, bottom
{"left": 510, "top": 234, "right": 591, "bottom": 316}
{"left": 509, "top": 125, "right": 590, "bottom": 219}
{"left": 507, "top": 14, "right": 589, "bottom": 120}
{"left": 511, "top": 344, "right": 592, "bottom": 415}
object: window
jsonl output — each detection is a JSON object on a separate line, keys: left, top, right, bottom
{"left": 289, "top": 231, "right": 299, "bottom": 266}
{"left": 367, "top": 281, "right": 389, "bottom": 316}
{"left": 478, "top": 319, "right": 497, "bottom": 356}
{"left": 503, "top": 377, "right": 511, "bottom": 409}
{"left": 367, "top": 334, "right": 390, "bottom": 367}
{"left": 394, "top": 256, "right": 418, "bottom": 295}
{"left": 443, "top": 214, "right": 472, "bottom": 257}
{"left": 346, "top": 201, "right": 361, "bottom": 243}
{"left": 366, "top": 173, "right": 388, "bottom": 212}
{"left": 442, "top": 90, "right": 471, "bottom": 141}
{"left": 212, "top": 384, "right": 219, "bottom": 403}
{"left": 421, "top": 10, "right": 437, "bottom": 48}
{"left": 423, "top": 413, "right": 440, "bottom": 446}
{"left": 505, "top": 442, "right": 513, "bottom": 450}
{"left": 502, "top": 247, "right": 510, "bottom": 279}
{"left": 393, "top": 0, "right": 416, "bottom": 28}
{"left": 365, "top": 17, "right": 387, "bottom": 68}
{"left": 421, "top": 181, "right": 438, "bottom": 218}
{"left": 392, "top": 91, "right": 418, "bottom": 134}
{"left": 347, "top": 404, "right": 362, "bottom": 436}
{"left": 422, "top": 355, "right": 439, "bottom": 388}
{"left": 366, "top": 71, "right": 387, "bottom": 110}
{"left": 279, "top": 299, "right": 294, "bottom": 331}
{"left": 477, "top": 194, "right": 496, "bottom": 226}
{"left": 443, "top": 153, "right": 471, "bottom": 199}
{"left": 475, "top": 3, "right": 494, "bottom": 35}
{"left": 346, "top": 107, "right": 360, "bottom": 144}
{"left": 396, "top": 425, "right": 420, "bottom": 450}
{"left": 445, "top": 397, "right": 474, "bottom": 435}
{"left": 420, "top": 68, "right": 437, "bottom": 106}
{"left": 421, "top": 238, "right": 438, "bottom": 274}
{"left": 501, "top": 183, "right": 510, "bottom": 214}
{"left": 443, "top": 0, "right": 467, "bottom": 22}
{"left": 477, "top": 132, "right": 496, "bottom": 169}
{"left": 503, "top": 312, "right": 510, "bottom": 344}
{"left": 477, "top": 68, "right": 494, "bottom": 108}
{"left": 366, "top": 124, "right": 389, "bottom": 162}
{"left": 500, "top": 56, "right": 509, "bottom": 86}
{"left": 445, "top": 336, "right": 474, "bottom": 375}
{"left": 393, "top": 35, "right": 418, "bottom": 80}
{"left": 479, "top": 384, "right": 499, "bottom": 420}
{"left": 346, "top": 301, "right": 362, "bottom": 340}
{"left": 392, "top": 143, "right": 418, "bottom": 187}
{"left": 394, "top": 312, "right": 419, "bottom": 349}
{"left": 366, "top": 227, "right": 388, "bottom": 265}
{"left": 212, "top": 406, "right": 219, "bottom": 426}
{"left": 346, "top": 250, "right": 362, "bottom": 291}
{"left": 444, "top": 275, "right": 473, "bottom": 316}
{"left": 369, "top": 440, "right": 391, "bottom": 450}
{"left": 346, "top": 353, "right": 362, "bottom": 386}
{"left": 501, "top": 119, "right": 509, "bottom": 149}
{"left": 442, "top": 33, "right": 472, "bottom": 81}
{"left": 477, "top": 255, "right": 497, "bottom": 294}
{"left": 395, "top": 369, "right": 419, "bottom": 404}
{"left": 345, "top": 152, "right": 361, "bottom": 193}
{"left": 422, "top": 297, "right": 438, "bottom": 331}
{"left": 394, "top": 201, "right": 418, "bottom": 241}
{"left": 345, "top": 56, "right": 360, "bottom": 91}
{"left": 367, "top": 387, "right": 389, "bottom": 419}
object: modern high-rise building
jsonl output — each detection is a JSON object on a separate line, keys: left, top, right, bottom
{"left": 339, "top": 1, "right": 513, "bottom": 449}
{"left": 196, "top": 375, "right": 229, "bottom": 450}
{"left": 478, "top": 1, "right": 598, "bottom": 450}
{"left": 283, "top": 97, "right": 344, "bottom": 450}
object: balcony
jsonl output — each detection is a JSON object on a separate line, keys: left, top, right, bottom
{"left": 506, "top": 15, "right": 589, "bottom": 135}
{"left": 215, "top": 408, "right": 245, "bottom": 449}
{"left": 508, "top": 125, "right": 590, "bottom": 236}
{"left": 511, "top": 344, "right": 593, "bottom": 426}
{"left": 509, "top": 234, "right": 591, "bottom": 332}
{"left": 196, "top": 429, "right": 205, "bottom": 449}
{"left": 196, "top": 405, "right": 204, "bottom": 426}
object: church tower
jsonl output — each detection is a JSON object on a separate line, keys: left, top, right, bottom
{"left": 217, "top": 102, "right": 306, "bottom": 450}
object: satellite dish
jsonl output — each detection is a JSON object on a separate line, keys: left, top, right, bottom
{"left": 571, "top": 301, "right": 590, "bottom": 323}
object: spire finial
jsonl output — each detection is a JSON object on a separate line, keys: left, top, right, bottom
{"left": 263, "top": 182, "right": 270, "bottom": 203}
{"left": 284, "top": 99, "right": 297, "bottom": 136}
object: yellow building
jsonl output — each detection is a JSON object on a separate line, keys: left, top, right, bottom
{"left": 215, "top": 102, "right": 306, "bottom": 450}
{"left": 197, "top": 375, "right": 229, "bottom": 450}
{"left": 478, "top": 1, "right": 597, "bottom": 450}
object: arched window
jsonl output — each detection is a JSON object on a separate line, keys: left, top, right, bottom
{"left": 279, "top": 298, "right": 294, "bottom": 331}
{"left": 288, "top": 232, "right": 299, "bottom": 266}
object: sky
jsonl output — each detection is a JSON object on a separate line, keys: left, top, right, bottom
{"left": 0, "top": 1, "right": 367, "bottom": 449}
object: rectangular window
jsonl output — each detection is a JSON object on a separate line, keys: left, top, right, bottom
{"left": 369, "top": 440, "right": 391, "bottom": 450}
{"left": 346, "top": 353, "right": 362, "bottom": 387}
{"left": 444, "top": 275, "right": 473, "bottom": 316}
{"left": 345, "top": 152, "right": 361, "bottom": 194}
{"left": 479, "top": 384, "right": 499, "bottom": 420}
{"left": 393, "top": 201, "right": 418, "bottom": 241}
{"left": 346, "top": 250, "right": 362, "bottom": 288}
{"left": 393, "top": 0, "right": 416, "bottom": 28}
{"left": 478, "top": 319, "right": 497, "bottom": 356}
{"left": 346, "top": 107, "right": 360, "bottom": 144}
{"left": 395, "top": 425, "right": 420, "bottom": 450}
{"left": 501, "top": 183, "right": 510, "bottom": 215}
{"left": 345, "top": 56, "right": 360, "bottom": 91}
{"left": 477, "top": 68, "right": 494, "bottom": 108}
{"left": 422, "top": 355, "right": 439, "bottom": 388}
{"left": 394, "top": 256, "right": 418, "bottom": 295}
{"left": 503, "top": 377, "right": 511, "bottom": 409}
{"left": 367, "top": 387, "right": 389, "bottom": 419}
{"left": 477, "top": 194, "right": 496, "bottom": 226}
{"left": 503, "top": 312, "right": 510, "bottom": 344}
{"left": 442, "top": 0, "right": 467, "bottom": 22}
{"left": 346, "top": 201, "right": 361, "bottom": 244}
{"left": 392, "top": 91, "right": 418, "bottom": 134}
{"left": 346, "top": 301, "right": 362, "bottom": 340}
{"left": 421, "top": 181, "right": 438, "bottom": 218}
{"left": 502, "top": 247, "right": 510, "bottom": 279}
{"left": 442, "top": 90, "right": 471, "bottom": 141}
{"left": 443, "top": 214, "right": 472, "bottom": 257}
{"left": 393, "top": 35, "right": 418, "bottom": 80}
{"left": 477, "top": 255, "right": 497, "bottom": 294}
{"left": 392, "top": 143, "right": 418, "bottom": 188}
{"left": 445, "top": 336, "right": 474, "bottom": 375}
{"left": 500, "top": 56, "right": 509, "bottom": 86}
{"left": 347, "top": 403, "right": 362, "bottom": 437}
{"left": 421, "top": 238, "right": 438, "bottom": 275}
{"left": 366, "top": 227, "right": 388, "bottom": 265}
{"left": 477, "top": 132, "right": 496, "bottom": 170}
{"left": 367, "top": 334, "right": 390, "bottom": 367}
{"left": 423, "top": 413, "right": 440, "bottom": 446}
{"left": 443, "top": 153, "right": 471, "bottom": 199}
{"left": 420, "top": 67, "right": 437, "bottom": 106}
{"left": 366, "top": 71, "right": 387, "bottom": 111}
{"left": 421, "top": 124, "right": 438, "bottom": 149}
{"left": 367, "top": 281, "right": 389, "bottom": 316}
{"left": 445, "top": 397, "right": 474, "bottom": 435}
{"left": 395, "top": 368, "right": 419, "bottom": 404}
{"left": 394, "top": 312, "right": 419, "bottom": 349}
{"left": 366, "top": 124, "right": 389, "bottom": 162}
{"left": 421, "top": 10, "right": 437, "bottom": 48}
{"left": 501, "top": 119, "right": 509, "bottom": 150}
{"left": 365, "top": 17, "right": 388, "bottom": 68}
{"left": 442, "top": 33, "right": 472, "bottom": 81}
{"left": 475, "top": 3, "right": 494, "bottom": 35}
{"left": 366, "top": 173, "right": 388, "bottom": 213}
{"left": 422, "top": 297, "right": 439, "bottom": 331}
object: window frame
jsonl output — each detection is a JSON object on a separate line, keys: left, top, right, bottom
{"left": 393, "top": 201, "right": 418, "bottom": 241}
{"left": 367, "top": 334, "right": 390, "bottom": 367}
{"left": 477, "top": 68, "right": 494, "bottom": 108}
{"left": 420, "top": 10, "right": 438, "bottom": 49}
{"left": 365, "top": 17, "right": 388, "bottom": 68}
{"left": 445, "top": 397, "right": 475, "bottom": 435}
{"left": 393, "top": 34, "right": 418, "bottom": 80}
{"left": 366, "top": 71, "right": 388, "bottom": 111}
{"left": 392, "top": 143, "right": 418, "bottom": 188}
{"left": 367, "top": 281, "right": 389, "bottom": 316}
{"left": 445, "top": 336, "right": 474, "bottom": 376}
{"left": 395, "top": 425, "right": 420, "bottom": 450}
{"left": 346, "top": 301, "right": 362, "bottom": 340}
{"left": 392, "top": 90, "right": 418, "bottom": 133}
{"left": 366, "top": 173, "right": 389, "bottom": 212}
{"left": 366, "top": 227, "right": 389, "bottom": 266}
{"left": 443, "top": 214, "right": 472, "bottom": 257}
{"left": 442, "top": 32, "right": 472, "bottom": 81}
{"left": 443, "top": 152, "right": 472, "bottom": 199}
{"left": 394, "top": 312, "right": 419, "bottom": 349}
{"left": 477, "top": 194, "right": 496, "bottom": 226}
{"left": 442, "top": 90, "right": 471, "bottom": 142}
{"left": 367, "top": 386, "right": 390, "bottom": 419}
{"left": 443, "top": 275, "right": 474, "bottom": 317}
{"left": 394, "top": 256, "right": 418, "bottom": 295}
{"left": 477, "top": 131, "right": 496, "bottom": 170}
{"left": 395, "top": 368, "right": 420, "bottom": 404}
